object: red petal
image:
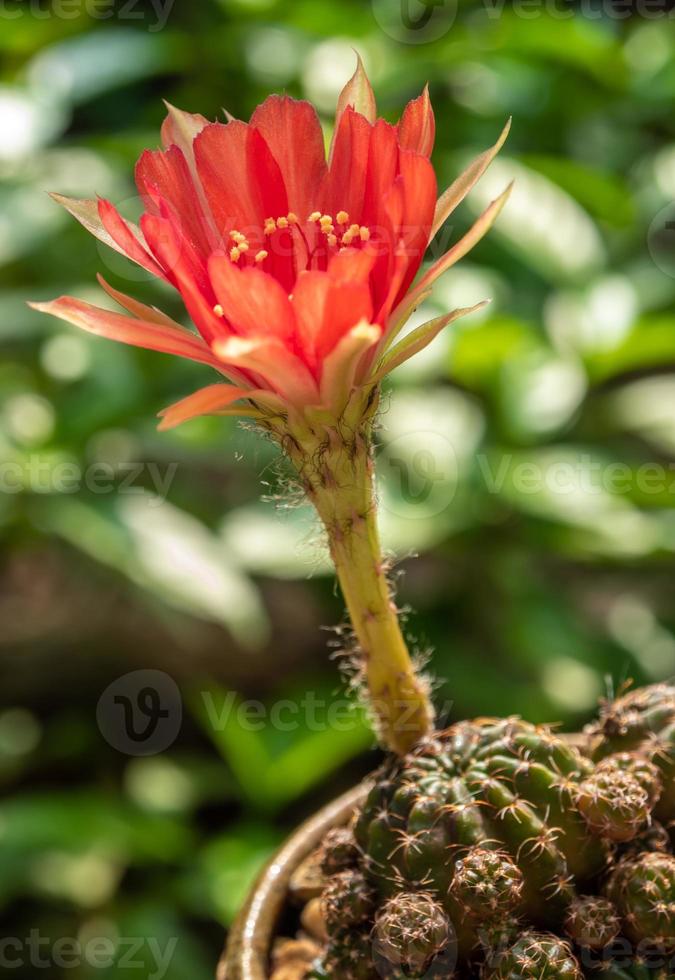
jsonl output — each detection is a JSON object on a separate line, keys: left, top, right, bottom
{"left": 395, "top": 148, "right": 437, "bottom": 299}
{"left": 398, "top": 86, "right": 435, "bottom": 158}
{"left": 136, "top": 145, "right": 214, "bottom": 259}
{"left": 250, "top": 96, "right": 327, "bottom": 219}
{"left": 323, "top": 107, "right": 371, "bottom": 222}
{"left": 292, "top": 249, "right": 375, "bottom": 365}
{"left": 29, "top": 296, "right": 224, "bottom": 369}
{"left": 141, "top": 210, "right": 225, "bottom": 345}
{"left": 246, "top": 126, "right": 288, "bottom": 225}
{"left": 157, "top": 383, "right": 252, "bottom": 430}
{"left": 327, "top": 246, "right": 377, "bottom": 285}
{"left": 194, "top": 121, "right": 266, "bottom": 238}
{"left": 213, "top": 336, "right": 319, "bottom": 406}
{"left": 291, "top": 270, "right": 329, "bottom": 373}
{"left": 208, "top": 255, "right": 295, "bottom": 343}
{"left": 363, "top": 119, "right": 399, "bottom": 227}
{"left": 97, "top": 199, "right": 169, "bottom": 282}
{"left": 96, "top": 274, "right": 185, "bottom": 328}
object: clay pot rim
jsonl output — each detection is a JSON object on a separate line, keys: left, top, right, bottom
{"left": 218, "top": 784, "right": 367, "bottom": 980}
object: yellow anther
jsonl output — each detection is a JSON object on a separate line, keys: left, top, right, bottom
{"left": 308, "top": 211, "right": 321, "bottom": 222}
{"left": 287, "top": 212, "right": 299, "bottom": 225}
{"left": 327, "top": 233, "right": 337, "bottom": 247}
{"left": 349, "top": 223, "right": 360, "bottom": 235}
{"left": 213, "top": 304, "right": 224, "bottom": 317}
{"left": 276, "top": 216, "right": 289, "bottom": 229}
{"left": 230, "top": 246, "right": 241, "bottom": 262}
{"left": 230, "top": 230, "right": 245, "bottom": 242}
{"left": 359, "top": 227, "right": 371, "bottom": 242}
{"left": 238, "top": 241, "right": 249, "bottom": 252}
{"left": 341, "top": 229, "right": 355, "bottom": 246}
{"left": 263, "top": 218, "right": 277, "bottom": 235}
{"left": 336, "top": 210, "right": 349, "bottom": 225}
{"left": 254, "top": 250, "right": 268, "bottom": 263}
{"left": 320, "top": 213, "right": 333, "bottom": 227}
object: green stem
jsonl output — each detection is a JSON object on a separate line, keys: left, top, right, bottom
{"left": 280, "top": 405, "right": 434, "bottom": 755}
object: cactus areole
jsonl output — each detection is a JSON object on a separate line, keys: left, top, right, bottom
{"left": 31, "top": 56, "right": 512, "bottom": 755}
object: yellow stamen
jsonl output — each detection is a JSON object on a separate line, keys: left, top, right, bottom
{"left": 254, "top": 250, "right": 268, "bottom": 263}
{"left": 308, "top": 211, "right": 321, "bottom": 222}
{"left": 359, "top": 227, "right": 370, "bottom": 242}
{"left": 263, "top": 218, "right": 277, "bottom": 235}
{"left": 230, "top": 246, "right": 241, "bottom": 262}
{"left": 238, "top": 242, "right": 249, "bottom": 252}
{"left": 213, "top": 304, "right": 224, "bottom": 317}
{"left": 276, "top": 216, "right": 289, "bottom": 229}
{"left": 287, "top": 212, "right": 299, "bottom": 225}
{"left": 327, "top": 233, "right": 337, "bottom": 247}
{"left": 336, "top": 210, "right": 349, "bottom": 225}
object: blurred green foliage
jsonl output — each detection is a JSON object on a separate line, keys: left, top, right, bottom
{"left": 1, "top": 1, "right": 675, "bottom": 976}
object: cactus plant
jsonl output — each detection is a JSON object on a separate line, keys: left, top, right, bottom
{"left": 589, "top": 683, "right": 675, "bottom": 827}
{"left": 481, "top": 931, "right": 582, "bottom": 979}
{"left": 305, "top": 686, "right": 675, "bottom": 979}
{"left": 605, "top": 852, "right": 675, "bottom": 954}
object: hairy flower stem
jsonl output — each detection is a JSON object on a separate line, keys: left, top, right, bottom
{"left": 274, "top": 393, "right": 435, "bottom": 755}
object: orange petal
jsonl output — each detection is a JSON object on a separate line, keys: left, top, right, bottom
{"left": 157, "top": 383, "right": 254, "bottom": 430}
{"left": 208, "top": 256, "right": 295, "bottom": 344}
{"left": 431, "top": 118, "right": 511, "bottom": 240}
{"left": 319, "top": 321, "right": 380, "bottom": 413}
{"left": 408, "top": 182, "right": 513, "bottom": 307}
{"left": 213, "top": 336, "right": 319, "bottom": 406}
{"left": 28, "top": 296, "right": 225, "bottom": 370}
{"left": 96, "top": 274, "right": 185, "bottom": 328}
{"left": 97, "top": 198, "right": 170, "bottom": 281}
{"left": 334, "top": 53, "right": 376, "bottom": 135}
{"left": 161, "top": 102, "right": 210, "bottom": 161}
{"left": 50, "top": 194, "right": 168, "bottom": 282}
{"left": 372, "top": 302, "right": 488, "bottom": 383}
{"left": 136, "top": 145, "right": 214, "bottom": 259}
{"left": 398, "top": 85, "right": 435, "bottom": 158}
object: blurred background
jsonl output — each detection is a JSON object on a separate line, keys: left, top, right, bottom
{"left": 1, "top": 1, "right": 675, "bottom": 976}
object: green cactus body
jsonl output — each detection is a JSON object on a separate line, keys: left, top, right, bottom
{"left": 318, "top": 930, "right": 377, "bottom": 980}
{"left": 314, "top": 688, "right": 674, "bottom": 979}
{"left": 372, "top": 892, "right": 456, "bottom": 979}
{"left": 606, "top": 852, "right": 675, "bottom": 954}
{"left": 590, "top": 684, "right": 675, "bottom": 826}
{"left": 564, "top": 895, "right": 621, "bottom": 950}
{"left": 481, "top": 931, "right": 582, "bottom": 979}
{"left": 354, "top": 717, "right": 611, "bottom": 948}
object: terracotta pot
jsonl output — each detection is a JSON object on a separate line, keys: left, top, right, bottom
{"left": 218, "top": 784, "right": 367, "bottom": 980}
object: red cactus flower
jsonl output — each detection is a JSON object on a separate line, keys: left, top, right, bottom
{"left": 32, "top": 58, "right": 510, "bottom": 430}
